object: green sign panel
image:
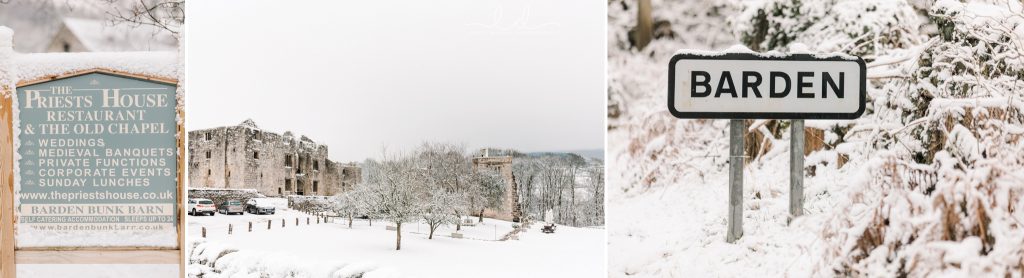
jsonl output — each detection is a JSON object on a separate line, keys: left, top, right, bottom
{"left": 14, "top": 72, "right": 178, "bottom": 248}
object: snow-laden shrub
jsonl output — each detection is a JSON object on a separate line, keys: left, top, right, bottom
{"left": 733, "top": 0, "right": 924, "bottom": 55}
{"left": 289, "top": 195, "right": 334, "bottom": 213}
{"left": 817, "top": 1, "right": 1024, "bottom": 275}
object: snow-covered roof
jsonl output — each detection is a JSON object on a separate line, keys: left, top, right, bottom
{"left": 59, "top": 17, "right": 177, "bottom": 52}
{"left": 1, "top": 25, "right": 178, "bottom": 97}
{"left": 14, "top": 51, "right": 178, "bottom": 84}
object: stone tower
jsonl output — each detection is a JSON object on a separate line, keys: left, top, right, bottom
{"left": 471, "top": 148, "right": 522, "bottom": 222}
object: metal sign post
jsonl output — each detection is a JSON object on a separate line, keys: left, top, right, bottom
{"left": 790, "top": 119, "right": 805, "bottom": 220}
{"left": 667, "top": 51, "right": 866, "bottom": 243}
{"left": 727, "top": 120, "right": 745, "bottom": 243}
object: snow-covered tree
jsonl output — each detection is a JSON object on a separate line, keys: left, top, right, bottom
{"left": 332, "top": 191, "right": 360, "bottom": 228}
{"left": 420, "top": 187, "right": 463, "bottom": 239}
{"left": 360, "top": 152, "right": 424, "bottom": 250}
{"left": 467, "top": 169, "right": 506, "bottom": 223}
{"left": 416, "top": 142, "right": 474, "bottom": 230}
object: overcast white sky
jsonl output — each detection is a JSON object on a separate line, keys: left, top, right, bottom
{"left": 187, "top": 0, "right": 605, "bottom": 162}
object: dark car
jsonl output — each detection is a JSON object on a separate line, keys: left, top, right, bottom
{"left": 245, "top": 199, "right": 276, "bottom": 215}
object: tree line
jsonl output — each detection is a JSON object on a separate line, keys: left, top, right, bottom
{"left": 332, "top": 142, "right": 604, "bottom": 250}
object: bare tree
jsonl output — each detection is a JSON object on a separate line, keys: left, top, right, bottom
{"left": 360, "top": 153, "right": 424, "bottom": 250}
{"left": 467, "top": 169, "right": 506, "bottom": 222}
{"left": 105, "top": 0, "right": 184, "bottom": 37}
{"left": 332, "top": 191, "right": 360, "bottom": 228}
{"left": 420, "top": 188, "right": 462, "bottom": 239}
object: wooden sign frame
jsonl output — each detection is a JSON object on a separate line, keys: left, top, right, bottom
{"left": 0, "top": 68, "right": 184, "bottom": 278}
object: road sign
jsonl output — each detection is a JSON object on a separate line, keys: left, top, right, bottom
{"left": 668, "top": 52, "right": 866, "bottom": 119}
{"left": 667, "top": 50, "right": 867, "bottom": 243}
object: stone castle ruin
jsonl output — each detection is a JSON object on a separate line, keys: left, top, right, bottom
{"left": 472, "top": 148, "right": 522, "bottom": 222}
{"left": 188, "top": 119, "right": 360, "bottom": 197}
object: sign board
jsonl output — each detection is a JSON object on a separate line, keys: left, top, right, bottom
{"left": 667, "top": 53, "right": 866, "bottom": 119}
{"left": 13, "top": 71, "right": 179, "bottom": 248}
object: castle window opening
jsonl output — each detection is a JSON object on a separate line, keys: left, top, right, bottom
{"left": 205, "top": 151, "right": 211, "bottom": 159}
{"left": 285, "top": 179, "right": 292, "bottom": 191}
{"left": 313, "top": 181, "right": 319, "bottom": 193}
{"left": 205, "top": 132, "right": 212, "bottom": 140}
{"left": 253, "top": 151, "right": 259, "bottom": 159}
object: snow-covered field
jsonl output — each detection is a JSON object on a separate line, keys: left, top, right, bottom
{"left": 607, "top": 126, "right": 841, "bottom": 277}
{"left": 188, "top": 211, "right": 604, "bottom": 277}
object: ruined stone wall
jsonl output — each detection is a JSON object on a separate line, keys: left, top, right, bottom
{"left": 188, "top": 127, "right": 229, "bottom": 189}
{"left": 188, "top": 120, "right": 356, "bottom": 198}
{"left": 223, "top": 126, "right": 251, "bottom": 189}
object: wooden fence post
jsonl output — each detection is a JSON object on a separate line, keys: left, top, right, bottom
{"left": 268, "top": 220, "right": 271, "bottom": 230}
{"left": 307, "top": 217, "right": 310, "bottom": 225}
{"left": 248, "top": 222, "right": 252, "bottom": 232}
{"left": 228, "top": 224, "right": 233, "bottom": 235}
{"left": 202, "top": 227, "right": 206, "bottom": 238}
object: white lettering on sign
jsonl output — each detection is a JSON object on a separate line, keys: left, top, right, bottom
{"left": 668, "top": 52, "right": 866, "bottom": 119}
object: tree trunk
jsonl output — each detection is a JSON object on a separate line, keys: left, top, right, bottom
{"left": 478, "top": 208, "right": 485, "bottom": 222}
{"left": 348, "top": 215, "right": 353, "bottom": 228}
{"left": 428, "top": 224, "right": 435, "bottom": 239}
{"left": 395, "top": 222, "right": 402, "bottom": 250}
{"left": 635, "top": 0, "right": 653, "bottom": 49}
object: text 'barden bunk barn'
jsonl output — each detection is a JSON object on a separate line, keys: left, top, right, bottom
{"left": 188, "top": 119, "right": 361, "bottom": 197}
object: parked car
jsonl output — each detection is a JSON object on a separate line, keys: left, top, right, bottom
{"left": 245, "top": 199, "right": 276, "bottom": 215}
{"left": 188, "top": 198, "right": 215, "bottom": 216}
{"left": 218, "top": 200, "right": 244, "bottom": 215}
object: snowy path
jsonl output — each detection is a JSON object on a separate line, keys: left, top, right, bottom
{"left": 188, "top": 216, "right": 603, "bottom": 277}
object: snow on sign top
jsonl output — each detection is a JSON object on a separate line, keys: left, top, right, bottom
{"left": 668, "top": 49, "right": 866, "bottom": 120}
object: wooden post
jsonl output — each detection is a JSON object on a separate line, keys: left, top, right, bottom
{"left": 228, "top": 224, "right": 233, "bottom": 235}
{"left": 268, "top": 220, "right": 271, "bottom": 230}
{"left": 282, "top": 219, "right": 285, "bottom": 228}
{"left": 295, "top": 218, "right": 299, "bottom": 226}
{"left": 317, "top": 216, "right": 320, "bottom": 224}
{"left": 0, "top": 73, "right": 14, "bottom": 278}
{"left": 307, "top": 217, "right": 310, "bottom": 225}
{"left": 202, "top": 227, "right": 206, "bottom": 238}
{"left": 248, "top": 222, "right": 252, "bottom": 232}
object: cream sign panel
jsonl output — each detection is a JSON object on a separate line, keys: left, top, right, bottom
{"left": 14, "top": 72, "right": 178, "bottom": 248}
{"left": 668, "top": 53, "right": 866, "bottom": 119}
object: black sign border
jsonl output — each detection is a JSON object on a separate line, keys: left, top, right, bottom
{"left": 667, "top": 52, "right": 867, "bottom": 120}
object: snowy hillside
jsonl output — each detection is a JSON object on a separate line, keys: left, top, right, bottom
{"left": 608, "top": 0, "right": 1024, "bottom": 277}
